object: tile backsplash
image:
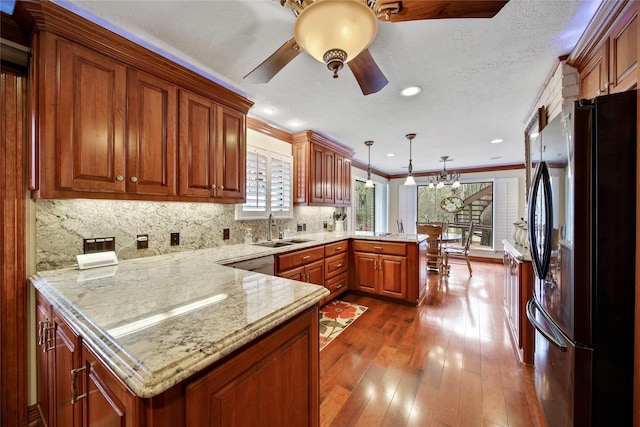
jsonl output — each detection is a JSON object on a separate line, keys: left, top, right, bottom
{"left": 36, "top": 199, "right": 349, "bottom": 271}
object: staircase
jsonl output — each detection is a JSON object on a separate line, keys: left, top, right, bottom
{"left": 453, "top": 186, "right": 493, "bottom": 245}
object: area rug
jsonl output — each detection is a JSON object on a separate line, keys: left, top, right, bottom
{"left": 319, "top": 300, "right": 367, "bottom": 350}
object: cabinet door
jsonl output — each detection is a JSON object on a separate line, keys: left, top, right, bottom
{"left": 305, "top": 259, "right": 325, "bottom": 286}
{"left": 292, "top": 142, "right": 309, "bottom": 205}
{"left": 610, "top": 9, "right": 638, "bottom": 93}
{"left": 179, "top": 90, "right": 217, "bottom": 198}
{"left": 579, "top": 42, "right": 609, "bottom": 99}
{"left": 322, "top": 149, "right": 335, "bottom": 204}
{"left": 334, "top": 154, "right": 345, "bottom": 205}
{"left": 353, "top": 252, "right": 377, "bottom": 293}
{"left": 279, "top": 265, "right": 306, "bottom": 281}
{"left": 309, "top": 144, "right": 325, "bottom": 204}
{"left": 342, "top": 157, "right": 352, "bottom": 206}
{"left": 82, "top": 343, "right": 137, "bottom": 426}
{"left": 379, "top": 255, "right": 407, "bottom": 299}
{"left": 214, "top": 106, "right": 245, "bottom": 200}
{"left": 127, "top": 69, "right": 177, "bottom": 195}
{"left": 57, "top": 39, "right": 127, "bottom": 193}
{"left": 51, "top": 308, "right": 82, "bottom": 427}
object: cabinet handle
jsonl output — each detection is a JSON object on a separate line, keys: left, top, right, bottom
{"left": 335, "top": 247, "right": 342, "bottom": 251}
{"left": 219, "top": 185, "right": 224, "bottom": 190}
{"left": 301, "top": 255, "right": 311, "bottom": 260}
{"left": 374, "top": 260, "right": 377, "bottom": 270}
{"left": 116, "top": 175, "right": 124, "bottom": 181}
{"left": 38, "top": 320, "right": 54, "bottom": 352}
{"left": 336, "top": 284, "right": 344, "bottom": 290}
{"left": 373, "top": 246, "right": 383, "bottom": 250}
{"left": 130, "top": 176, "right": 138, "bottom": 183}
{"left": 70, "top": 366, "right": 87, "bottom": 404}
{"left": 334, "top": 263, "right": 343, "bottom": 268}
{"left": 211, "top": 184, "right": 217, "bottom": 190}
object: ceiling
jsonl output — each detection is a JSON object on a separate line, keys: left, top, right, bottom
{"left": 51, "top": 0, "right": 600, "bottom": 176}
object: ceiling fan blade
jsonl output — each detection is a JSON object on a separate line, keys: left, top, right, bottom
{"left": 348, "top": 49, "right": 389, "bottom": 96}
{"left": 379, "top": 0, "right": 509, "bottom": 22}
{"left": 243, "top": 38, "right": 303, "bottom": 83}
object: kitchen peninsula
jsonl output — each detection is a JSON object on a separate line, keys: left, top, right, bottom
{"left": 32, "top": 232, "right": 428, "bottom": 426}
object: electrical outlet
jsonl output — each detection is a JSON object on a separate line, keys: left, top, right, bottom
{"left": 170, "top": 232, "right": 180, "bottom": 246}
{"left": 136, "top": 234, "right": 149, "bottom": 250}
{"left": 223, "top": 229, "right": 230, "bottom": 240}
{"left": 83, "top": 237, "right": 115, "bottom": 254}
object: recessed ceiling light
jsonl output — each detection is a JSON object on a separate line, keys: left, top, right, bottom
{"left": 490, "top": 156, "right": 502, "bottom": 160}
{"left": 400, "top": 86, "right": 422, "bottom": 97}
{"left": 289, "top": 120, "right": 301, "bottom": 128}
{"left": 263, "top": 107, "right": 275, "bottom": 115}
{"left": 490, "top": 138, "right": 504, "bottom": 144}
{"left": 386, "top": 153, "right": 395, "bottom": 157}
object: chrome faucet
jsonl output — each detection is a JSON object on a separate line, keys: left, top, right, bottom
{"left": 267, "top": 213, "right": 276, "bottom": 241}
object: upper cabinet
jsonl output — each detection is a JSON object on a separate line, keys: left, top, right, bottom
{"left": 292, "top": 131, "right": 354, "bottom": 207}
{"left": 18, "top": 0, "right": 252, "bottom": 203}
{"left": 570, "top": 1, "right": 637, "bottom": 99}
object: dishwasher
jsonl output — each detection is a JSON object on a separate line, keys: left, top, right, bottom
{"left": 224, "top": 255, "right": 274, "bottom": 275}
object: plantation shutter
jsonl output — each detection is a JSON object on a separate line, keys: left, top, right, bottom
{"left": 243, "top": 150, "right": 268, "bottom": 212}
{"left": 270, "top": 154, "right": 292, "bottom": 216}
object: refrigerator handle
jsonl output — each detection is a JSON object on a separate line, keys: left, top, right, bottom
{"left": 528, "top": 161, "right": 554, "bottom": 279}
{"left": 526, "top": 298, "right": 568, "bottom": 351}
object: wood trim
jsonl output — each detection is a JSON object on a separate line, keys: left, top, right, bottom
{"left": 387, "top": 162, "right": 526, "bottom": 180}
{"left": 247, "top": 117, "right": 294, "bottom": 143}
{"left": 1, "top": 67, "right": 28, "bottom": 427}
{"left": 13, "top": 0, "right": 253, "bottom": 113}
{"left": 523, "top": 56, "right": 568, "bottom": 126}
{"left": 568, "top": 0, "right": 632, "bottom": 70}
{"left": 1, "top": 12, "right": 29, "bottom": 45}
{"left": 292, "top": 130, "right": 355, "bottom": 158}
{"left": 350, "top": 158, "right": 390, "bottom": 180}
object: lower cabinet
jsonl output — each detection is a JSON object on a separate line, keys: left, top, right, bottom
{"left": 351, "top": 240, "right": 425, "bottom": 305}
{"left": 35, "top": 292, "right": 320, "bottom": 427}
{"left": 323, "top": 240, "right": 349, "bottom": 303}
{"left": 502, "top": 243, "right": 535, "bottom": 365}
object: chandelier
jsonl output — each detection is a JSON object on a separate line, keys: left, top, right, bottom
{"left": 403, "top": 133, "right": 417, "bottom": 186}
{"left": 364, "top": 140, "right": 375, "bottom": 188}
{"left": 427, "top": 156, "right": 461, "bottom": 189}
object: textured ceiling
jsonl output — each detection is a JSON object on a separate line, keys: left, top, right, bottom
{"left": 53, "top": 0, "right": 601, "bottom": 175}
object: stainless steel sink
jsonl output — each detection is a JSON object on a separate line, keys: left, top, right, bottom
{"left": 253, "top": 238, "right": 313, "bottom": 248}
{"left": 253, "top": 241, "right": 294, "bottom": 248}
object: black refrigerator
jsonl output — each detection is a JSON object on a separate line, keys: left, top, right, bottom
{"left": 526, "top": 90, "right": 636, "bottom": 426}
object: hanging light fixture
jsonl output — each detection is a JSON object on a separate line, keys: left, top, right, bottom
{"left": 404, "top": 133, "right": 417, "bottom": 186}
{"left": 427, "top": 156, "right": 461, "bottom": 189}
{"left": 293, "top": 0, "right": 378, "bottom": 78}
{"left": 364, "top": 140, "right": 375, "bottom": 188}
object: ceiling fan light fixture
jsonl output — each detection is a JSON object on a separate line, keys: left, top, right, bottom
{"left": 294, "top": 0, "right": 377, "bottom": 77}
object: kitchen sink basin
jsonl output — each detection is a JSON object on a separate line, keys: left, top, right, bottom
{"left": 253, "top": 238, "right": 314, "bottom": 248}
{"left": 254, "top": 241, "right": 294, "bottom": 248}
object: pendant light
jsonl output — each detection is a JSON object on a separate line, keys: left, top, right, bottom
{"left": 404, "top": 133, "right": 417, "bottom": 186}
{"left": 364, "top": 140, "right": 375, "bottom": 188}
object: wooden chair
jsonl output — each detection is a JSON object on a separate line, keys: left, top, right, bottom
{"left": 417, "top": 223, "right": 444, "bottom": 274}
{"left": 444, "top": 222, "right": 475, "bottom": 276}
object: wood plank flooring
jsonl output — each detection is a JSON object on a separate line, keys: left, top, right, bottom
{"left": 319, "top": 262, "right": 548, "bottom": 427}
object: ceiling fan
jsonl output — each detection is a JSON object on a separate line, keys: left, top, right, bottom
{"left": 243, "top": 0, "right": 509, "bottom": 95}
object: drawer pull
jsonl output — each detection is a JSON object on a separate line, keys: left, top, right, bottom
{"left": 373, "top": 246, "right": 383, "bottom": 250}
{"left": 335, "top": 247, "right": 342, "bottom": 251}
{"left": 71, "top": 366, "right": 87, "bottom": 404}
{"left": 336, "top": 284, "right": 344, "bottom": 290}
{"left": 334, "top": 263, "right": 343, "bottom": 268}
{"left": 301, "top": 255, "right": 311, "bottom": 260}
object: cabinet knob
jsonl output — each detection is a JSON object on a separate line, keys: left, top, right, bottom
{"left": 130, "top": 176, "right": 138, "bottom": 183}
{"left": 219, "top": 185, "right": 224, "bottom": 190}
{"left": 116, "top": 175, "right": 124, "bottom": 181}
{"left": 211, "top": 184, "right": 217, "bottom": 190}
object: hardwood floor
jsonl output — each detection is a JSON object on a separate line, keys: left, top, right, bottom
{"left": 319, "top": 262, "right": 548, "bottom": 427}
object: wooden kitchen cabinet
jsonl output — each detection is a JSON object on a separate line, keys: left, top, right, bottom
{"left": 323, "top": 240, "right": 349, "bottom": 303}
{"left": 292, "top": 131, "right": 354, "bottom": 207}
{"left": 20, "top": 1, "right": 252, "bottom": 202}
{"left": 502, "top": 242, "right": 535, "bottom": 365}
{"left": 573, "top": 1, "right": 637, "bottom": 99}
{"left": 55, "top": 36, "right": 127, "bottom": 194}
{"left": 185, "top": 307, "right": 319, "bottom": 427}
{"left": 126, "top": 69, "right": 178, "bottom": 196}
{"left": 352, "top": 240, "right": 424, "bottom": 304}
{"left": 276, "top": 246, "right": 325, "bottom": 285}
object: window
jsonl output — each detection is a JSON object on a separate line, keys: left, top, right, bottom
{"left": 417, "top": 182, "right": 494, "bottom": 250}
{"left": 236, "top": 147, "right": 293, "bottom": 219}
{"left": 354, "top": 180, "right": 375, "bottom": 231}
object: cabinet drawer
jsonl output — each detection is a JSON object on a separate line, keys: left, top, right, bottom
{"left": 276, "top": 246, "right": 325, "bottom": 272}
{"left": 325, "top": 271, "right": 348, "bottom": 296}
{"left": 325, "top": 240, "right": 348, "bottom": 256}
{"left": 325, "top": 252, "right": 348, "bottom": 278}
{"left": 352, "top": 240, "right": 406, "bottom": 256}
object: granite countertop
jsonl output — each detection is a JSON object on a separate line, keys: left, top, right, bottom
{"left": 31, "top": 231, "right": 425, "bottom": 398}
{"left": 502, "top": 239, "right": 532, "bottom": 261}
